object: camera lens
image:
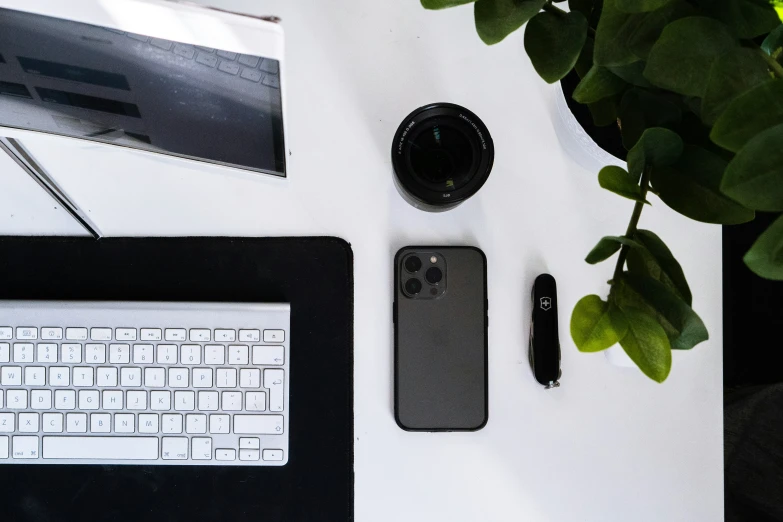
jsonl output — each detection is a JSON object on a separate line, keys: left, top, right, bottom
{"left": 392, "top": 103, "right": 494, "bottom": 212}
{"left": 405, "top": 278, "right": 422, "bottom": 295}
{"left": 425, "top": 267, "right": 443, "bottom": 284}
{"left": 404, "top": 255, "right": 422, "bottom": 273}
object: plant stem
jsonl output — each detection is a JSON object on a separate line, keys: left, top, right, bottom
{"left": 759, "top": 48, "right": 783, "bottom": 78}
{"left": 613, "top": 166, "right": 653, "bottom": 281}
{"left": 542, "top": 1, "right": 567, "bottom": 16}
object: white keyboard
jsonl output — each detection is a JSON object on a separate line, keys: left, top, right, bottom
{"left": 0, "top": 300, "right": 290, "bottom": 466}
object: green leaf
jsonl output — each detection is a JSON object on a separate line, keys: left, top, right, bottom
{"left": 628, "top": 229, "right": 692, "bottom": 305}
{"left": 587, "top": 95, "right": 621, "bottom": 127}
{"left": 421, "top": 0, "right": 476, "bottom": 8}
{"left": 711, "top": 80, "right": 783, "bottom": 153}
{"left": 618, "top": 89, "right": 682, "bottom": 149}
{"left": 573, "top": 66, "right": 627, "bottom": 103}
{"left": 721, "top": 123, "right": 783, "bottom": 211}
{"left": 699, "top": 0, "right": 781, "bottom": 38}
{"left": 598, "top": 165, "right": 649, "bottom": 203}
{"left": 585, "top": 235, "right": 641, "bottom": 264}
{"left": 644, "top": 17, "right": 738, "bottom": 97}
{"left": 616, "top": 0, "right": 674, "bottom": 13}
{"left": 524, "top": 11, "right": 588, "bottom": 83}
{"left": 651, "top": 145, "right": 755, "bottom": 224}
{"left": 614, "top": 273, "right": 708, "bottom": 350}
{"left": 570, "top": 295, "right": 628, "bottom": 352}
{"left": 626, "top": 0, "right": 697, "bottom": 60}
{"left": 762, "top": 24, "right": 783, "bottom": 55}
{"left": 701, "top": 48, "right": 772, "bottom": 126}
{"left": 474, "top": 0, "right": 547, "bottom": 45}
{"left": 627, "top": 127, "right": 684, "bottom": 181}
{"left": 608, "top": 61, "right": 654, "bottom": 88}
{"left": 616, "top": 306, "right": 672, "bottom": 382}
{"left": 594, "top": 0, "right": 640, "bottom": 66}
{"left": 575, "top": 37, "right": 595, "bottom": 78}
{"left": 743, "top": 214, "right": 783, "bottom": 280}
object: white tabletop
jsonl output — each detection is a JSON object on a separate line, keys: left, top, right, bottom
{"left": 0, "top": 0, "right": 723, "bottom": 520}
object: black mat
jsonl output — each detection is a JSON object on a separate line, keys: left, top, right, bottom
{"left": 0, "top": 236, "right": 354, "bottom": 522}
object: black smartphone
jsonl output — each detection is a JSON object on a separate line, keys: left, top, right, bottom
{"left": 393, "top": 246, "right": 488, "bottom": 431}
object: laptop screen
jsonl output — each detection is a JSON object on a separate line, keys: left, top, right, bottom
{"left": 0, "top": 8, "right": 286, "bottom": 176}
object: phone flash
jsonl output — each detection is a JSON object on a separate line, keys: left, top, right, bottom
{"left": 430, "top": 256, "right": 437, "bottom": 263}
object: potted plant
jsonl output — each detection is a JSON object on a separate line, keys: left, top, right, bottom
{"left": 422, "top": 0, "right": 783, "bottom": 382}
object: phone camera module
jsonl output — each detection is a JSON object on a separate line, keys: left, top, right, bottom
{"left": 404, "top": 255, "right": 422, "bottom": 273}
{"left": 425, "top": 267, "right": 443, "bottom": 284}
{"left": 405, "top": 278, "right": 422, "bottom": 295}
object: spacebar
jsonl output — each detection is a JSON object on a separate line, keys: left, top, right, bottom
{"left": 43, "top": 437, "right": 159, "bottom": 460}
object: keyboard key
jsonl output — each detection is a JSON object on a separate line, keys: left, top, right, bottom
{"left": 209, "top": 414, "right": 230, "bottom": 434}
{"left": 0, "top": 327, "right": 12, "bottom": 340}
{"left": 259, "top": 59, "right": 279, "bottom": 74}
{"left": 65, "top": 328, "right": 87, "bottom": 340}
{"left": 239, "top": 330, "right": 260, "bottom": 342}
{"left": 6, "top": 390, "right": 27, "bottom": 409}
{"left": 263, "top": 330, "right": 285, "bottom": 343}
{"left": 264, "top": 369, "right": 285, "bottom": 412}
{"left": 194, "top": 45, "right": 215, "bottom": 53}
{"left": 1, "top": 366, "right": 22, "bottom": 386}
{"left": 214, "top": 329, "right": 235, "bottom": 342}
{"left": 240, "top": 368, "right": 261, "bottom": 388}
{"left": 189, "top": 329, "right": 210, "bottom": 342}
{"left": 195, "top": 52, "right": 218, "bottom": 68}
{"left": 169, "top": 368, "right": 189, "bottom": 388}
{"left": 162, "top": 414, "right": 183, "bottom": 434}
{"left": 116, "top": 328, "right": 137, "bottom": 341}
{"left": 103, "top": 390, "right": 123, "bottom": 410}
{"left": 0, "top": 413, "right": 13, "bottom": 432}
{"left": 85, "top": 344, "right": 106, "bottom": 363}
{"left": 233, "top": 415, "right": 284, "bottom": 434}
{"left": 174, "top": 391, "right": 195, "bottom": 411}
{"left": 240, "top": 68, "right": 263, "bottom": 82}
{"left": 73, "top": 367, "right": 94, "bottom": 387}
{"left": 252, "top": 345, "right": 285, "bottom": 365}
{"left": 151, "top": 391, "right": 171, "bottom": 411}
{"left": 90, "top": 328, "right": 112, "bottom": 341}
{"left": 109, "top": 344, "right": 130, "bottom": 363}
{"left": 221, "top": 391, "right": 242, "bottom": 411}
{"left": 216, "top": 368, "right": 237, "bottom": 388}
{"left": 193, "top": 368, "right": 213, "bottom": 388}
{"left": 78, "top": 390, "right": 99, "bottom": 410}
{"left": 139, "top": 414, "right": 159, "bottom": 434}
{"left": 0, "top": 343, "right": 8, "bottom": 362}
{"left": 120, "top": 367, "right": 142, "bottom": 387}
{"left": 237, "top": 55, "right": 259, "bottom": 68}
{"left": 91, "top": 413, "right": 111, "bottom": 433}
{"left": 54, "top": 390, "right": 75, "bottom": 410}
{"left": 162, "top": 437, "right": 188, "bottom": 460}
{"left": 205, "top": 345, "right": 225, "bottom": 364}
{"left": 262, "top": 75, "right": 280, "bottom": 89}
{"left": 127, "top": 391, "right": 147, "bottom": 410}
{"left": 12, "top": 436, "right": 39, "bottom": 458}
{"left": 61, "top": 343, "right": 82, "bottom": 363}
{"left": 133, "top": 344, "right": 154, "bottom": 364}
{"left": 16, "top": 327, "right": 37, "bottom": 340}
{"left": 240, "top": 449, "right": 259, "bottom": 461}
{"left": 19, "top": 413, "right": 38, "bottom": 432}
{"left": 13, "top": 343, "right": 34, "bottom": 362}
{"left": 157, "top": 344, "right": 178, "bottom": 364}
{"left": 145, "top": 367, "right": 165, "bottom": 387}
{"left": 43, "top": 436, "right": 158, "bottom": 460}
{"left": 246, "top": 392, "right": 266, "bottom": 411}
{"left": 40, "top": 327, "right": 62, "bottom": 340}
{"left": 0, "top": 390, "right": 2, "bottom": 408}
{"left": 228, "top": 345, "right": 249, "bottom": 365}
{"left": 66, "top": 413, "right": 87, "bottom": 433}
{"left": 42, "top": 413, "right": 63, "bottom": 433}
{"left": 218, "top": 60, "right": 240, "bottom": 75}
{"left": 50, "top": 367, "right": 70, "bottom": 387}
{"left": 216, "top": 50, "right": 237, "bottom": 60}
{"left": 115, "top": 413, "right": 135, "bottom": 433}
{"left": 216, "top": 448, "right": 235, "bottom": 461}
{"left": 150, "top": 38, "right": 173, "bottom": 51}
{"left": 0, "top": 436, "right": 7, "bottom": 458}
{"left": 198, "top": 391, "right": 218, "bottom": 411}
{"left": 24, "top": 366, "right": 45, "bottom": 386}
{"left": 31, "top": 390, "right": 51, "bottom": 409}
{"left": 192, "top": 437, "right": 212, "bottom": 460}
{"left": 263, "top": 449, "right": 284, "bottom": 461}
{"left": 186, "top": 414, "right": 207, "bottom": 434}
{"left": 165, "top": 329, "right": 186, "bottom": 341}
{"left": 141, "top": 328, "right": 162, "bottom": 341}
{"left": 181, "top": 345, "right": 201, "bottom": 364}
{"left": 37, "top": 343, "right": 57, "bottom": 362}
{"left": 172, "top": 44, "right": 195, "bottom": 60}
{"left": 97, "top": 367, "right": 118, "bottom": 387}
{"left": 239, "top": 437, "right": 260, "bottom": 449}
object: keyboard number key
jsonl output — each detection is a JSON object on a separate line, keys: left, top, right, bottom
{"left": 85, "top": 344, "right": 106, "bottom": 363}
{"left": 205, "top": 345, "right": 225, "bottom": 364}
{"left": 157, "top": 344, "right": 178, "bottom": 364}
{"left": 61, "top": 344, "right": 82, "bottom": 363}
{"left": 133, "top": 344, "right": 154, "bottom": 364}
{"left": 109, "top": 344, "right": 130, "bottom": 364}
{"left": 181, "top": 345, "right": 201, "bottom": 365}
{"left": 13, "top": 343, "right": 33, "bottom": 363}
{"left": 228, "top": 345, "right": 249, "bottom": 365}
{"left": 0, "top": 343, "right": 8, "bottom": 363}
{"left": 37, "top": 343, "right": 58, "bottom": 362}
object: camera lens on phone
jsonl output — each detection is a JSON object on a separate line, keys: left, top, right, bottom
{"left": 404, "top": 255, "right": 422, "bottom": 273}
{"left": 405, "top": 278, "right": 422, "bottom": 295}
{"left": 425, "top": 267, "right": 443, "bottom": 284}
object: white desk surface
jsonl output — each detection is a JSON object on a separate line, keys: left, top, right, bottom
{"left": 0, "top": 0, "right": 723, "bottom": 520}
